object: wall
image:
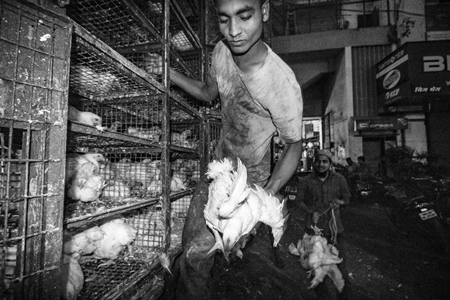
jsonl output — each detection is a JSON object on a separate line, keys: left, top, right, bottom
{"left": 397, "top": 0, "right": 426, "bottom": 44}
{"left": 272, "top": 27, "right": 391, "bottom": 54}
{"left": 323, "top": 47, "right": 354, "bottom": 164}
{"left": 352, "top": 45, "right": 393, "bottom": 117}
{"left": 341, "top": 0, "right": 393, "bottom": 29}
{"left": 290, "top": 61, "right": 330, "bottom": 86}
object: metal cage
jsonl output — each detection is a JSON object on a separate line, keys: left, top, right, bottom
{"left": 0, "top": 0, "right": 71, "bottom": 297}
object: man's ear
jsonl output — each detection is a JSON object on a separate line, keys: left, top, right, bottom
{"left": 262, "top": 0, "right": 270, "bottom": 22}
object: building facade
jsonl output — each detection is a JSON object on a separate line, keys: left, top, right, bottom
{"left": 270, "top": 0, "right": 450, "bottom": 174}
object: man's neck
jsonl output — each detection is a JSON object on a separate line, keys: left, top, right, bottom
{"left": 233, "top": 40, "right": 267, "bottom": 73}
{"left": 316, "top": 171, "right": 329, "bottom": 181}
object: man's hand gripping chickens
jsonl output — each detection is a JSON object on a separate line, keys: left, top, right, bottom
{"left": 203, "top": 158, "right": 288, "bottom": 261}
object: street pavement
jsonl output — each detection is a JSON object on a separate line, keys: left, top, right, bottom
{"left": 209, "top": 196, "right": 450, "bottom": 300}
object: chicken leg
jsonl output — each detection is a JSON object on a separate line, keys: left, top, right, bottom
{"left": 267, "top": 225, "right": 285, "bottom": 268}
{"left": 206, "top": 226, "right": 224, "bottom": 255}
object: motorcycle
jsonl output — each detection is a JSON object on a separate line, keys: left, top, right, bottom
{"left": 385, "top": 176, "right": 450, "bottom": 254}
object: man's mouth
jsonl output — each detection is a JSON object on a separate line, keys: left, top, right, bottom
{"left": 229, "top": 40, "right": 244, "bottom": 47}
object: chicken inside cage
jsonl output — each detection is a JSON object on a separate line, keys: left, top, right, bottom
{"left": 0, "top": 129, "right": 23, "bottom": 238}
{"left": 62, "top": 215, "right": 141, "bottom": 299}
{"left": 0, "top": 243, "right": 17, "bottom": 295}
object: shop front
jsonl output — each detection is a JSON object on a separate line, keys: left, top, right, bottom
{"left": 353, "top": 116, "right": 408, "bottom": 176}
{"left": 375, "top": 40, "right": 450, "bottom": 164}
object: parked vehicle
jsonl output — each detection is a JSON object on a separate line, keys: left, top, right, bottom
{"left": 385, "top": 176, "right": 450, "bottom": 254}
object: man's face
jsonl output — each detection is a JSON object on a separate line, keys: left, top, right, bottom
{"left": 216, "top": 0, "right": 268, "bottom": 55}
{"left": 314, "top": 155, "right": 331, "bottom": 173}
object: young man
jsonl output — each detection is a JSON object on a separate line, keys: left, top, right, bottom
{"left": 297, "top": 149, "right": 352, "bottom": 299}
{"left": 166, "top": 0, "right": 303, "bottom": 299}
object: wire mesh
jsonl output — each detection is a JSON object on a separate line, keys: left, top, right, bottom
{"left": 0, "top": 124, "right": 22, "bottom": 297}
{"left": 70, "top": 36, "right": 161, "bottom": 100}
{"left": 208, "top": 119, "right": 221, "bottom": 161}
{"left": 67, "top": 0, "right": 161, "bottom": 48}
{"left": 0, "top": 0, "right": 71, "bottom": 122}
{"left": 169, "top": 194, "right": 192, "bottom": 249}
{"left": 122, "top": 46, "right": 202, "bottom": 88}
{"left": 137, "top": 0, "right": 201, "bottom": 51}
{"left": 170, "top": 119, "right": 201, "bottom": 150}
{"left": 76, "top": 253, "right": 152, "bottom": 300}
{"left": 70, "top": 94, "right": 164, "bottom": 140}
{"left": 64, "top": 151, "right": 163, "bottom": 220}
{"left": 1, "top": 1, "right": 70, "bottom": 297}
{"left": 122, "top": 50, "right": 164, "bottom": 82}
{"left": 206, "top": 0, "right": 221, "bottom": 45}
{"left": 1, "top": 119, "right": 66, "bottom": 298}
{"left": 67, "top": 0, "right": 201, "bottom": 52}
{"left": 127, "top": 205, "right": 165, "bottom": 259}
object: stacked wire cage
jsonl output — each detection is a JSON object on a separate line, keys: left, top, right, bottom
{"left": 0, "top": 0, "right": 207, "bottom": 297}
{"left": 0, "top": 0, "right": 71, "bottom": 298}
{"left": 62, "top": 0, "right": 205, "bottom": 299}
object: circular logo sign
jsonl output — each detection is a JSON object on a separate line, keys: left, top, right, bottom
{"left": 383, "top": 69, "right": 401, "bottom": 90}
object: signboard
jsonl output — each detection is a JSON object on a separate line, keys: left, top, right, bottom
{"left": 375, "top": 41, "right": 450, "bottom": 109}
{"left": 323, "top": 113, "right": 330, "bottom": 149}
{"left": 354, "top": 117, "right": 408, "bottom": 131}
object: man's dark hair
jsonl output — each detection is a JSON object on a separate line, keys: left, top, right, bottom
{"left": 357, "top": 156, "right": 365, "bottom": 162}
{"left": 214, "top": 0, "right": 267, "bottom": 7}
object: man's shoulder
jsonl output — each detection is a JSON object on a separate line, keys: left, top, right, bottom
{"left": 302, "top": 173, "right": 316, "bottom": 182}
{"left": 212, "top": 40, "right": 230, "bottom": 61}
{"left": 331, "top": 171, "right": 346, "bottom": 181}
{"left": 266, "top": 48, "right": 295, "bottom": 76}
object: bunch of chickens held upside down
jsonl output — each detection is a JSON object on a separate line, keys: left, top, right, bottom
{"left": 203, "top": 158, "right": 288, "bottom": 261}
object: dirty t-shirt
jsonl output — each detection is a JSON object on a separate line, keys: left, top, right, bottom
{"left": 210, "top": 40, "right": 303, "bottom": 185}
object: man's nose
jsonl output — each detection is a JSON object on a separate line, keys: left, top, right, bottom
{"left": 229, "top": 19, "right": 241, "bottom": 37}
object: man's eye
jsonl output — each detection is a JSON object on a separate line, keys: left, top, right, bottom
{"left": 219, "top": 18, "right": 228, "bottom": 24}
{"left": 241, "top": 15, "right": 251, "bottom": 21}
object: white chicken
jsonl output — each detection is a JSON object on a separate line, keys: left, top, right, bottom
{"left": 108, "top": 121, "right": 122, "bottom": 132}
{"left": 172, "top": 168, "right": 188, "bottom": 183}
{"left": 143, "top": 53, "right": 163, "bottom": 75}
{"left": 112, "top": 161, "right": 158, "bottom": 189}
{"left": 204, "top": 158, "right": 287, "bottom": 260}
{"left": 99, "top": 163, "right": 115, "bottom": 181}
{"left": 67, "top": 162, "right": 106, "bottom": 202}
{"left": 171, "top": 129, "right": 191, "bottom": 147}
{"left": 159, "top": 252, "right": 173, "bottom": 276}
{"left": 127, "top": 126, "right": 162, "bottom": 142}
{"left": 94, "top": 217, "right": 137, "bottom": 266}
{"left": 171, "top": 30, "right": 194, "bottom": 52}
{"left": 289, "top": 233, "right": 344, "bottom": 292}
{"left": 103, "top": 180, "right": 131, "bottom": 198}
{"left": 170, "top": 175, "right": 187, "bottom": 192}
{"left": 68, "top": 105, "right": 102, "bottom": 127}
{"left": 66, "top": 153, "right": 105, "bottom": 183}
{"left": 147, "top": 179, "right": 162, "bottom": 196}
{"left": 63, "top": 226, "right": 105, "bottom": 256}
{"left": 60, "top": 253, "right": 84, "bottom": 300}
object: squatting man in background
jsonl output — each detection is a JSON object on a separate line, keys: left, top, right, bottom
{"left": 297, "top": 149, "right": 352, "bottom": 299}
{"left": 159, "top": 0, "right": 304, "bottom": 299}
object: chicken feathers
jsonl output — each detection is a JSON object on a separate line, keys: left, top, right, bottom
{"left": 289, "top": 233, "right": 344, "bottom": 292}
{"left": 67, "top": 162, "right": 106, "bottom": 202}
{"left": 60, "top": 254, "right": 84, "bottom": 300}
{"left": 159, "top": 253, "right": 173, "bottom": 276}
{"left": 218, "top": 159, "right": 250, "bottom": 219}
{"left": 94, "top": 218, "right": 137, "bottom": 262}
{"left": 63, "top": 226, "right": 105, "bottom": 256}
{"left": 204, "top": 158, "right": 287, "bottom": 260}
{"left": 68, "top": 105, "right": 102, "bottom": 127}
